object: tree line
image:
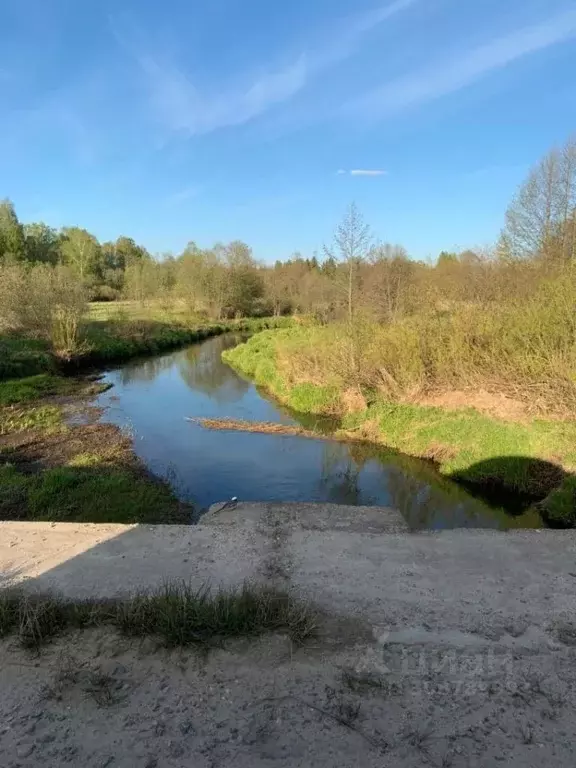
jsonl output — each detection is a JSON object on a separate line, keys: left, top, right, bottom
{"left": 1, "top": 133, "right": 575, "bottom": 322}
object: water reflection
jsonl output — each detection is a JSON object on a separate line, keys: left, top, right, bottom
{"left": 177, "top": 334, "right": 251, "bottom": 404}
{"left": 96, "top": 334, "right": 542, "bottom": 529}
{"left": 118, "top": 354, "right": 176, "bottom": 385}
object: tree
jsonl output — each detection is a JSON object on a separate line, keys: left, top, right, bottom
{"left": 325, "top": 202, "right": 371, "bottom": 323}
{"left": 501, "top": 135, "right": 576, "bottom": 263}
{"left": 321, "top": 255, "right": 337, "bottom": 277}
{"left": 366, "top": 243, "right": 413, "bottom": 321}
{"left": 59, "top": 227, "right": 101, "bottom": 282}
{"left": 222, "top": 241, "right": 264, "bottom": 316}
{"left": 0, "top": 199, "right": 26, "bottom": 261}
{"left": 24, "top": 222, "right": 60, "bottom": 264}
{"left": 437, "top": 250, "right": 458, "bottom": 265}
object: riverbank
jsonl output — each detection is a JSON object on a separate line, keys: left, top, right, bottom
{"left": 223, "top": 330, "right": 576, "bottom": 527}
{"left": 0, "top": 316, "right": 292, "bottom": 524}
{"left": 0, "top": 373, "right": 192, "bottom": 524}
{"left": 0, "top": 315, "right": 291, "bottom": 380}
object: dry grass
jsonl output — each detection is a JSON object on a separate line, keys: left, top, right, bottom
{"left": 188, "top": 417, "right": 321, "bottom": 439}
{"left": 0, "top": 582, "right": 317, "bottom": 651}
{"left": 238, "top": 272, "right": 576, "bottom": 419}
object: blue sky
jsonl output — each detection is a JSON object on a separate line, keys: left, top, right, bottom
{"left": 1, "top": 0, "right": 576, "bottom": 261}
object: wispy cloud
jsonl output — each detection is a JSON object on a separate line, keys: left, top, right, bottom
{"left": 136, "top": 52, "right": 307, "bottom": 138}
{"left": 351, "top": 169, "right": 387, "bottom": 176}
{"left": 349, "top": 6, "right": 576, "bottom": 118}
{"left": 337, "top": 168, "right": 387, "bottom": 176}
{"left": 311, "top": 0, "right": 419, "bottom": 70}
{"left": 112, "top": 0, "right": 418, "bottom": 138}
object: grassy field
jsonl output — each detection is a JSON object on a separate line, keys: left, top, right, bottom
{"left": 224, "top": 328, "right": 576, "bottom": 527}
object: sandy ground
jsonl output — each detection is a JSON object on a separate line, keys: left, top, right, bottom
{"left": 2, "top": 503, "right": 576, "bottom": 766}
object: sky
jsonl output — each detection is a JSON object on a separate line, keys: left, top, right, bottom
{"left": 1, "top": 0, "right": 576, "bottom": 262}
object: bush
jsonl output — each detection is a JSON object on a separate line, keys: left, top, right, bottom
{"left": 0, "top": 264, "right": 87, "bottom": 358}
{"left": 239, "top": 273, "right": 576, "bottom": 417}
{"left": 538, "top": 477, "right": 576, "bottom": 528}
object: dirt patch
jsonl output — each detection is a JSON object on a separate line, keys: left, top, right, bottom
{"left": 341, "top": 388, "right": 367, "bottom": 413}
{"left": 2, "top": 623, "right": 576, "bottom": 768}
{"left": 0, "top": 378, "right": 192, "bottom": 524}
{"left": 421, "top": 389, "right": 530, "bottom": 422}
{"left": 422, "top": 441, "right": 458, "bottom": 462}
{"left": 0, "top": 423, "right": 133, "bottom": 473}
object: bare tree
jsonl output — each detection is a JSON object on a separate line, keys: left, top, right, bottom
{"left": 501, "top": 135, "right": 576, "bottom": 263}
{"left": 365, "top": 243, "right": 413, "bottom": 321}
{"left": 325, "top": 202, "right": 372, "bottom": 323}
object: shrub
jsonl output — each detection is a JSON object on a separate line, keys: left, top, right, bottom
{"left": 0, "top": 264, "right": 87, "bottom": 358}
{"left": 239, "top": 273, "right": 576, "bottom": 417}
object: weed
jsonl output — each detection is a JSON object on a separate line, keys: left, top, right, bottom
{"left": 116, "top": 582, "right": 317, "bottom": 648}
{"left": 0, "top": 583, "right": 316, "bottom": 650}
{"left": 341, "top": 668, "right": 389, "bottom": 694}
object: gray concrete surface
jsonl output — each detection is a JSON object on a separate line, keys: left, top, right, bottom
{"left": 2, "top": 503, "right": 575, "bottom": 635}
{"left": 2, "top": 504, "right": 576, "bottom": 767}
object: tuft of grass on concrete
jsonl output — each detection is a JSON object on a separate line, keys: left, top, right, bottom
{"left": 0, "top": 583, "right": 317, "bottom": 650}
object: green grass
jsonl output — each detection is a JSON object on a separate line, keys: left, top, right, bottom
{"left": 0, "top": 337, "right": 54, "bottom": 380}
{"left": 538, "top": 476, "right": 576, "bottom": 528}
{"left": 0, "top": 405, "right": 62, "bottom": 436}
{"left": 0, "top": 374, "right": 75, "bottom": 406}
{"left": 224, "top": 329, "right": 576, "bottom": 526}
{"left": 0, "top": 583, "right": 317, "bottom": 650}
{"left": 0, "top": 462, "right": 189, "bottom": 524}
{"left": 1, "top": 313, "right": 293, "bottom": 383}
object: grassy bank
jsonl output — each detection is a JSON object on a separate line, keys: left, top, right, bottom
{"left": 0, "top": 372, "right": 191, "bottom": 524}
{"left": 0, "top": 314, "right": 292, "bottom": 524}
{"left": 223, "top": 329, "right": 576, "bottom": 527}
{"left": 0, "top": 314, "right": 292, "bottom": 381}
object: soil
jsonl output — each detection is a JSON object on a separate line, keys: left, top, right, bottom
{"left": 2, "top": 623, "right": 575, "bottom": 768}
{"left": 420, "top": 389, "right": 530, "bottom": 422}
{"left": 0, "top": 421, "right": 133, "bottom": 473}
{"left": 0, "top": 379, "right": 192, "bottom": 523}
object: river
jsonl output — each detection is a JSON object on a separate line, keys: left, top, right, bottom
{"left": 95, "top": 333, "right": 540, "bottom": 529}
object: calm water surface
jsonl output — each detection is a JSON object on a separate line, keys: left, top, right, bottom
{"left": 96, "top": 334, "right": 539, "bottom": 529}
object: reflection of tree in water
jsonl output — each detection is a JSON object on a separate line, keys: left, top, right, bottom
{"left": 318, "top": 442, "right": 366, "bottom": 505}
{"left": 177, "top": 334, "right": 250, "bottom": 403}
{"left": 384, "top": 466, "right": 507, "bottom": 529}
{"left": 119, "top": 355, "right": 176, "bottom": 385}
{"left": 318, "top": 438, "right": 512, "bottom": 529}
{"left": 367, "top": 450, "right": 512, "bottom": 530}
